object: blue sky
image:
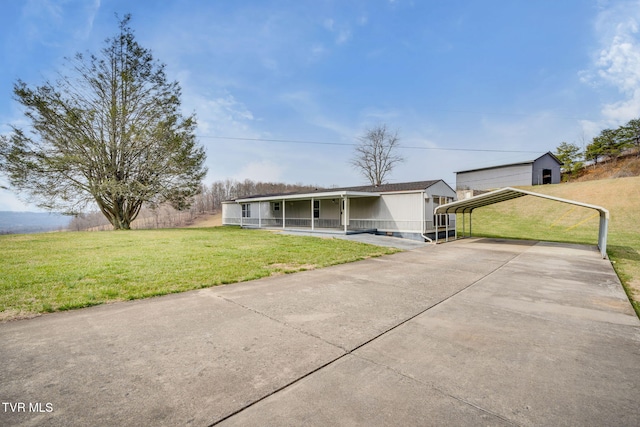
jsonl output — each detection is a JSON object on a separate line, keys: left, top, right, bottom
{"left": 1, "top": 0, "right": 639, "bottom": 211}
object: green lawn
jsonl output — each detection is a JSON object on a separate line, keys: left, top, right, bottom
{"left": 460, "top": 176, "right": 640, "bottom": 317}
{"left": 0, "top": 227, "right": 398, "bottom": 320}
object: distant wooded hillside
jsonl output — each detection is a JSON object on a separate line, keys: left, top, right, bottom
{"left": 69, "top": 179, "right": 322, "bottom": 231}
{"left": 0, "top": 212, "right": 70, "bottom": 234}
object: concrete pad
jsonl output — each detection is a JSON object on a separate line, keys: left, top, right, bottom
{"left": 356, "top": 301, "right": 640, "bottom": 426}
{"left": 0, "top": 290, "right": 344, "bottom": 426}
{"left": 1, "top": 238, "right": 638, "bottom": 426}
{"left": 462, "top": 243, "right": 638, "bottom": 324}
{"left": 213, "top": 245, "right": 526, "bottom": 350}
{"left": 355, "top": 241, "right": 640, "bottom": 426}
{"left": 218, "top": 355, "right": 513, "bottom": 427}
{"left": 280, "top": 231, "right": 431, "bottom": 250}
{"left": 214, "top": 266, "right": 444, "bottom": 350}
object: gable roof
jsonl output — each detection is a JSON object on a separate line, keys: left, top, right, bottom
{"left": 455, "top": 152, "right": 562, "bottom": 174}
{"left": 227, "top": 180, "right": 449, "bottom": 203}
{"left": 327, "top": 180, "right": 442, "bottom": 193}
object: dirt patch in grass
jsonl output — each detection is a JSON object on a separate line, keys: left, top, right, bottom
{"left": 187, "top": 212, "right": 223, "bottom": 228}
{"left": 0, "top": 309, "right": 40, "bottom": 322}
{"left": 268, "top": 263, "right": 317, "bottom": 275}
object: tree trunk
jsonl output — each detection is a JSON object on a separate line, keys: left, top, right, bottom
{"left": 95, "top": 196, "right": 141, "bottom": 230}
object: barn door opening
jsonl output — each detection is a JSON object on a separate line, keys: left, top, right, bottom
{"left": 542, "top": 169, "right": 552, "bottom": 184}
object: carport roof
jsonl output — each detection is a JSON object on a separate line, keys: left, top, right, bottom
{"left": 434, "top": 187, "right": 610, "bottom": 258}
{"left": 435, "top": 187, "right": 608, "bottom": 218}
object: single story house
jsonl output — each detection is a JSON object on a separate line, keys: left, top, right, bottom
{"left": 455, "top": 152, "right": 562, "bottom": 191}
{"left": 222, "top": 180, "right": 457, "bottom": 241}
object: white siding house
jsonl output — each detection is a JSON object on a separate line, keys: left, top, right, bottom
{"left": 455, "top": 152, "right": 563, "bottom": 191}
{"left": 222, "top": 180, "right": 457, "bottom": 241}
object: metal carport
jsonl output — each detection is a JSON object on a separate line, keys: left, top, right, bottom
{"left": 434, "top": 187, "right": 610, "bottom": 258}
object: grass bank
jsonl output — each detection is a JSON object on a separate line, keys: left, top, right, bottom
{"left": 461, "top": 176, "right": 640, "bottom": 317}
{"left": 0, "top": 227, "right": 398, "bottom": 320}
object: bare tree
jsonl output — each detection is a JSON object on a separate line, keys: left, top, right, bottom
{"left": 350, "top": 124, "right": 404, "bottom": 186}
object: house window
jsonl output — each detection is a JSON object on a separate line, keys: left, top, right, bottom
{"left": 313, "top": 200, "right": 320, "bottom": 219}
{"left": 436, "top": 196, "right": 453, "bottom": 205}
{"left": 242, "top": 204, "right": 251, "bottom": 218}
{"left": 433, "top": 196, "right": 453, "bottom": 227}
{"left": 272, "top": 202, "right": 280, "bottom": 212}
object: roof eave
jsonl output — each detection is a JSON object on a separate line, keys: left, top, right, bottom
{"left": 235, "top": 190, "right": 381, "bottom": 203}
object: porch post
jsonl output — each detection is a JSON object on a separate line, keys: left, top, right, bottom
{"left": 258, "top": 201, "right": 262, "bottom": 228}
{"left": 311, "top": 198, "right": 315, "bottom": 231}
{"left": 421, "top": 191, "right": 426, "bottom": 235}
{"left": 282, "top": 199, "right": 286, "bottom": 229}
{"left": 343, "top": 196, "right": 348, "bottom": 233}
{"left": 240, "top": 203, "right": 243, "bottom": 227}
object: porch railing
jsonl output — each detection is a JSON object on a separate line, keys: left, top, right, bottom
{"left": 223, "top": 217, "right": 456, "bottom": 232}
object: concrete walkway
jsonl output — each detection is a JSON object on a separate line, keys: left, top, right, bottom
{"left": 1, "top": 238, "right": 638, "bottom": 426}
{"left": 280, "top": 229, "right": 431, "bottom": 250}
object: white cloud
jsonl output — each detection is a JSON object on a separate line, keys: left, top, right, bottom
{"left": 323, "top": 18, "right": 335, "bottom": 31}
{"left": 21, "top": 0, "right": 100, "bottom": 45}
{"left": 183, "top": 91, "right": 256, "bottom": 137}
{"left": 233, "top": 160, "right": 283, "bottom": 182}
{"left": 309, "top": 44, "right": 328, "bottom": 62}
{"left": 322, "top": 17, "right": 352, "bottom": 45}
{"left": 0, "top": 186, "right": 36, "bottom": 211}
{"left": 582, "top": 1, "right": 640, "bottom": 125}
{"left": 279, "top": 90, "right": 357, "bottom": 138}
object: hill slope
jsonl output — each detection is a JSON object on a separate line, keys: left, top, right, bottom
{"left": 570, "top": 153, "right": 640, "bottom": 182}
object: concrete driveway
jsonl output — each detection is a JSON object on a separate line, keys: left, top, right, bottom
{"left": 1, "top": 238, "right": 639, "bottom": 426}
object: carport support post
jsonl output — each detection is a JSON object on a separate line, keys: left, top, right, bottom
{"left": 311, "top": 198, "right": 315, "bottom": 231}
{"left": 445, "top": 216, "right": 449, "bottom": 242}
{"left": 454, "top": 213, "right": 457, "bottom": 240}
{"left": 599, "top": 213, "right": 608, "bottom": 258}
{"left": 462, "top": 212, "right": 465, "bottom": 238}
{"left": 258, "top": 202, "right": 262, "bottom": 228}
{"left": 282, "top": 199, "right": 286, "bottom": 229}
{"left": 435, "top": 210, "right": 438, "bottom": 244}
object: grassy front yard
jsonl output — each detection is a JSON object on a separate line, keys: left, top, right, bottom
{"left": 0, "top": 227, "right": 398, "bottom": 320}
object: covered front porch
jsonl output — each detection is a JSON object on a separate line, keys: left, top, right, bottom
{"left": 222, "top": 188, "right": 455, "bottom": 240}
{"left": 228, "top": 190, "right": 381, "bottom": 234}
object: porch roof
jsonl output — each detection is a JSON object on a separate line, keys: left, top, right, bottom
{"left": 235, "top": 190, "right": 380, "bottom": 203}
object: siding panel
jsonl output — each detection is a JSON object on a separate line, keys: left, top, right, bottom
{"left": 456, "top": 164, "right": 532, "bottom": 191}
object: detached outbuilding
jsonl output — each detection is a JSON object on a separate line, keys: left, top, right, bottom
{"left": 222, "top": 180, "right": 457, "bottom": 241}
{"left": 455, "top": 152, "right": 562, "bottom": 191}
